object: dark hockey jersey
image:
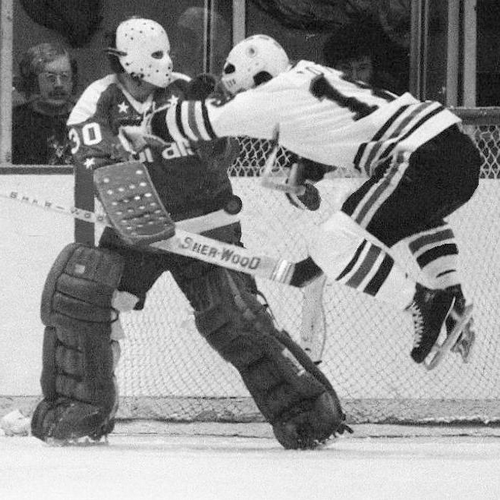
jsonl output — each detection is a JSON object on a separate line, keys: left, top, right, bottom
{"left": 67, "top": 73, "right": 233, "bottom": 220}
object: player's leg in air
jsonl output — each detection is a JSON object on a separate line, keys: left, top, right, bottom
{"left": 402, "top": 223, "right": 475, "bottom": 365}
{"left": 302, "top": 125, "right": 481, "bottom": 367}
{"left": 173, "top": 222, "right": 349, "bottom": 449}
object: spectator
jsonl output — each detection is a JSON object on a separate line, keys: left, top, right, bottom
{"left": 12, "top": 42, "right": 77, "bottom": 165}
{"left": 322, "top": 19, "right": 409, "bottom": 94}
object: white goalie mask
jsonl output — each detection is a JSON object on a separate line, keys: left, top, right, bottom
{"left": 221, "top": 35, "right": 290, "bottom": 95}
{"left": 113, "top": 18, "right": 173, "bottom": 88}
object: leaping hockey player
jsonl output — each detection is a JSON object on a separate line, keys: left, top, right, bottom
{"left": 30, "top": 20, "right": 348, "bottom": 449}
{"left": 123, "top": 34, "right": 480, "bottom": 370}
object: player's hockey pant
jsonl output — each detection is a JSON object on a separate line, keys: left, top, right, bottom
{"left": 309, "top": 126, "right": 481, "bottom": 309}
{"left": 180, "top": 266, "right": 345, "bottom": 449}
{"left": 31, "top": 243, "right": 124, "bottom": 442}
{"left": 343, "top": 125, "right": 480, "bottom": 247}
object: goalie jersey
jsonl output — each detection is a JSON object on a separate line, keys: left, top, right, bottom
{"left": 155, "top": 60, "right": 461, "bottom": 176}
{"left": 67, "top": 73, "right": 233, "bottom": 220}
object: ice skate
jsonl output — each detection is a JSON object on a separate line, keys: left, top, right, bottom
{"left": 407, "top": 284, "right": 455, "bottom": 365}
{"left": 450, "top": 315, "right": 475, "bottom": 361}
{"left": 424, "top": 286, "right": 475, "bottom": 364}
{"left": 446, "top": 286, "right": 476, "bottom": 363}
{"left": 421, "top": 286, "right": 475, "bottom": 370}
{"left": 424, "top": 306, "right": 474, "bottom": 370}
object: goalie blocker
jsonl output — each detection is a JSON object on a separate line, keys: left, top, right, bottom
{"left": 93, "top": 161, "right": 176, "bottom": 246}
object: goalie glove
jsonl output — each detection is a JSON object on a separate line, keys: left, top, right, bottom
{"left": 119, "top": 108, "right": 169, "bottom": 153}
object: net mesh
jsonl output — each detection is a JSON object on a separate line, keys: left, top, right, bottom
{"left": 102, "top": 109, "right": 500, "bottom": 424}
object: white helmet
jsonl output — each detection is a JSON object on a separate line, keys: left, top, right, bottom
{"left": 112, "top": 18, "right": 173, "bottom": 88}
{"left": 221, "top": 35, "right": 289, "bottom": 94}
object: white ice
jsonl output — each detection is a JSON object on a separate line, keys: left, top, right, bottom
{"left": 2, "top": 177, "right": 500, "bottom": 500}
{"left": 1, "top": 424, "right": 500, "bottom": 500}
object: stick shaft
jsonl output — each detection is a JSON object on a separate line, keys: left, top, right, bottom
{"left": 260, "top": 143, "right": 305, "bottom": 195}
{"left": 1, "top": 190, "right": 297, "bottom": 284}
{"left": 1, "top": 190, "right": 109, "bottom": 224}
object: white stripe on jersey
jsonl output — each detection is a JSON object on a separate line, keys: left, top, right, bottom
{"left": 356, "top": 102, "right": 431, "bottom": 173}
{"left": 161, "top": 60, "right": 461, "bottom": 173}
{"left": 166, "top": 104, "right": 185, "bottom": 143}
{"left": 189, "top": 101, "right": 212, "bottom": 141}
{"left": 180, "top": 103, "right": 198, "bottom": 142}
{"left": 356, "top": 101, "right": 449, "bottom": 175}
{"left": 338, "top": 241, "right": 383, "bottom": 288}
{"left": 170, "top": 101, "right": 213, "bottom": 142}
{"left": 408, "top": 226, "right": 456, "bottom": 257}
{"left": 351, "top": 151, "right": 410, "bottom": 228}
{"left": 68, "top": 74, "right": 117, "bottom": 125}
{"left": 335, "top": 240, "right": 392, "bottom": 295}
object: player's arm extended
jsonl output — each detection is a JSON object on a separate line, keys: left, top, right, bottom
{"left": 150, "top": 91, "right": 279, "bottom": 145}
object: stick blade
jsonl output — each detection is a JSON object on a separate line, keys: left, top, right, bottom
{"left": 94, "top": 161, "right": 175, "bottom": 245}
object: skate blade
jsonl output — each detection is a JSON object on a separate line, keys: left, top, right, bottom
{"left": 45, "top": 435, "right": 109, "bottom": 447}
{"left": 424, "top": 304, "right": 474, "bottom": 371}
{"left": 451, "top": 328, "right": 475, "bottom": 363}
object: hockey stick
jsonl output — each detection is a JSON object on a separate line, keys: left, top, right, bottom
{"left": 300, "top": 274, "right": 327, "bottom": 364}
{"left": 0, "top": 190, "right": 240, "bottom": 235}
{"left": 1, "top": 189, "right": 297, "bottom": 285}
{"left": 260, "top": 141, "right": 306, "bottom": 195}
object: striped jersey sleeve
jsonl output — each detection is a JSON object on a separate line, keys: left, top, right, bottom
{"left": 152, "top": 60, "right": 461, "bottom": 173}
{"left": 154, "top": 89, "right": 280, "bottom": 144}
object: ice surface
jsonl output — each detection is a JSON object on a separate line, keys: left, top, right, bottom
{"left": 1, "top": 423, "right": 500, "bottom": 500}
{"left": 1, "top": 177, "right": 500, "bottom": 500}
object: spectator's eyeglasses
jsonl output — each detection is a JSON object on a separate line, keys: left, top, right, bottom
{"left": 40, "top": 71, "right": 72, "bottom": 84}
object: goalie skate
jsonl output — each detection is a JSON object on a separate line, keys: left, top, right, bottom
{"left": 45, "top": 435, "right": 110, "bottom": 447}
{"left": 94, "top": 161, "right": 175, "bottom": 245}
{"left": 424, "top": 304, "right": 474, "bottom": 370}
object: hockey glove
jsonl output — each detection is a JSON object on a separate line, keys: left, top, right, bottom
{"left": 120, "top": 118, "right": 168, "bottom": 153}
{"left": 187, "top": 73, "right": 217, "bottom": 99}
{"left": 286, "top": 181, "right": 321, "bottom": 211}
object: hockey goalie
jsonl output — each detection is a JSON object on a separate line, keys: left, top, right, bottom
{"left": 30, "top": 17, "right": 348, "bottom": 450}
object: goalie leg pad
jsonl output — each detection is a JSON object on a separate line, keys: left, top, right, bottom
{"left": 187, "top": 268, "right": 344, "bottom": 449}
{"left": 31, "top": 395, "right": 116, "bottom": 443}
{"left": 32, "top": 243, "right": 124, "bottom": 442}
